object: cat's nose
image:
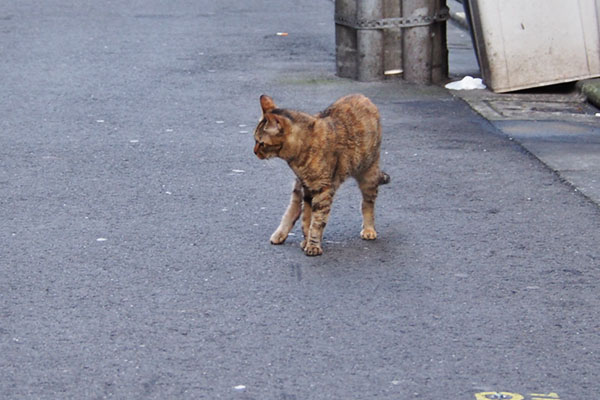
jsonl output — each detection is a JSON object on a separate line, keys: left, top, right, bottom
{"left": 253, "top": 141, "right": 262, "bottom": 155}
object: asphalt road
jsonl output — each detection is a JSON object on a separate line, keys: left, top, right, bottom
{"left": 1, "top": 1, "right": 599, "bottom": 399}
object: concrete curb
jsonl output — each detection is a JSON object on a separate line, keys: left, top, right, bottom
{"left": 577, "top": 78, "right": 600, "bottom": 110}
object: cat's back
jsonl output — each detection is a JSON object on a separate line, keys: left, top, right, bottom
{"left": 318, "top": 94, "right": 379, "bottom": 123}
{"left": 317, "top": 94, "right": 381, "bottom": 154}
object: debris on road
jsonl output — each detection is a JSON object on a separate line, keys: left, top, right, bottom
{"left": 445, "top": 76, "right": 486, "bottom": 90}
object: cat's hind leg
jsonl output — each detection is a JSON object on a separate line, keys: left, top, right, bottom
{"left": 270, "top": 178, "right": 303, "bottom": 244}
{"left": 358, "top": 165, "right": 381, "bottom": 240}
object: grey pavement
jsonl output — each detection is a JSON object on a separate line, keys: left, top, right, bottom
{"left": 1, "top": 1, "right": 600, "bottom": 400}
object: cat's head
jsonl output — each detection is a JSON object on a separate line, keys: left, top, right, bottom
{"left": 253, "top": 95, "right": 291, "bottom": 160}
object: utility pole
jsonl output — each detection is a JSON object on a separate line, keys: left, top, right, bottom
{"left": 335, "top": 0, "right": 448, "bottom": 84}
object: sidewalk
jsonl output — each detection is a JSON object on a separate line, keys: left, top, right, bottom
{"left": 446, "top": 5, "right": 600, "bottom": 206}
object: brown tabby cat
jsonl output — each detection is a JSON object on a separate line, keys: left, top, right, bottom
{"left": 253, "top": 94, "right": 390, "bottom": 256}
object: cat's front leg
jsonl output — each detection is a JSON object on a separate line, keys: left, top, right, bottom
{"left": 300, "top": 187, "right": 312, "bottom": 251}
{"left": 304, "top": 188, "right": 334, "bottom": 256}
{"left": 271, "top": 179, "right": 303, "bottom": 244}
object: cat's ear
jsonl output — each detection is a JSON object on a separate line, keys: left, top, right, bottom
{"left": 265, "top": 113, "right": 282, "bottom": 134}
{"left": 264, "top": 113, "right": 285, "bottom": 134}
{"left": 260, "top": 95, "right": 276, "bottom": 114}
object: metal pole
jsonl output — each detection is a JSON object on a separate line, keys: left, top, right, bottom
{"left": 431, "top": 0, "right": 448, "bottom": 83}
{"left": 402, "top": 0, "right": 435, "bottom": 84}
{"left": 335, "top": 0, "right": 358, "bottom": 79}
{"left": 357, "top": 0, "right": 383, "bottom": 81}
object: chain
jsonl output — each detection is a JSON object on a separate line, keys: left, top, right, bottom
{"left": 335, "top": 7, "right": 449, "bottom": 30}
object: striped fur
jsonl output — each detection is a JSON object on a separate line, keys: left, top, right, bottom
{"left": 254, "top": 94, "right": 389, "bottom": 256}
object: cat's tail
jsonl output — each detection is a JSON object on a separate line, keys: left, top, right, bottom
{"left": 378, "top": 171, "right": 391, "bottom": 185}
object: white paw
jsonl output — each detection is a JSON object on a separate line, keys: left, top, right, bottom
{"left": 270, "top": 230, "right": 287, "bottom": 245}
{"left": 304, "top": 244, "right": 323, "bottom": 256}
{"left": 360, "top": 228, "right": 377, "bottom": 240}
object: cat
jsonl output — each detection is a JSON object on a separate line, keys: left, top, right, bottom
{"left": 253, "top": 94, "right": 390, "bottom": 256}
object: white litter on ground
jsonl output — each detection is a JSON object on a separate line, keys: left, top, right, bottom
{"left": 384, "top": 69, "right": 403, "bottom": 75}
{"left": 96, "top": 238, "right": 107, "bottom": 242}
{"left": 233, "top": 385, "right": 246, "bottom": 390}
{"left": 445, "top": 76, "right": 486, "bottom": 90}
{"left": 231, "top": 169, "right": 245, "bottom": 173}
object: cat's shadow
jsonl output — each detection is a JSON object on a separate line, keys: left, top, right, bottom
{"left": 274, "top": 226, "right": 403, "bottom": 263}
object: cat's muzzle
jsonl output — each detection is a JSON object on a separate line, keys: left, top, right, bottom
{"left": 254, "top": 141, "right": 265, "bottom": 159}
{"left": 254, "top": 141, "right": 281, "bottom": 159}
